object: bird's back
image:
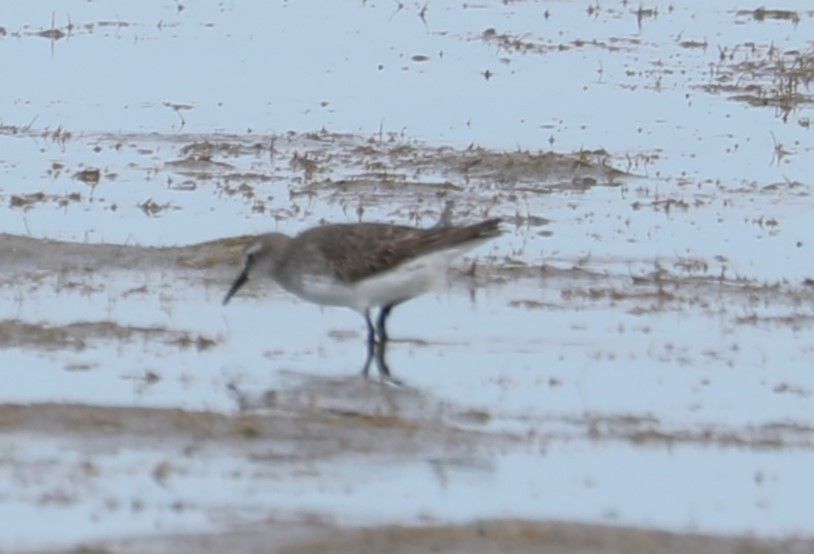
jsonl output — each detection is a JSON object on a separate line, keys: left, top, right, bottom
{"left": 289, "top": 219, "right": 501, "bottom": 284}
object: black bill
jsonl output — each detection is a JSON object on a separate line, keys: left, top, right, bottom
{"left": 222, "top": 269, "right": 249, "bottom": 305}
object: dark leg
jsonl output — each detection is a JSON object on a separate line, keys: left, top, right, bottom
{"left": 374, "top": 304, "right": 400, "bottom": 382}
{"left": 375, "top": 304, "right": 395, "bottom": 345}
{"left": 361, "top": 305, "right": 402, "bottom": 385}
{"left": 374, "top": 342, "right": 393, "bottom": 380}
{"left": 361, "top": 309, "right": 376, "bottom": 377}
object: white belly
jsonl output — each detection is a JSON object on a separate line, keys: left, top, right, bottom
{"left": 292, "top": 244, "right": 475, "bottom": 311}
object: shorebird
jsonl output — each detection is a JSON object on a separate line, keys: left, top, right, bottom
{"left": 223, "top": 217, "right": 502, "bottom": 381}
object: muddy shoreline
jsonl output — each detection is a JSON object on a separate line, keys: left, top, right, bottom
{"left": 62, "top": 519, "right": 813, "bottom": 554}
{"left": 4, "top": 1, "right": 814, "bottom": 548}
{"left": 6, "top": 400, "right": 812, "bottom": 554}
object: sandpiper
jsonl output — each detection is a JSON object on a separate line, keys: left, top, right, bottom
{"left": 223, "top": 217, "right": 502, "bottom": 381}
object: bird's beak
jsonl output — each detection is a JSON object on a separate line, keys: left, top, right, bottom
{"left": 223, "top": 268, "right": 249, "bottom": 305}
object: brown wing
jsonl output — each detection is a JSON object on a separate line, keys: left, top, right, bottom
{"left": 312, "top": 219, "right": 501, "bottom": 283}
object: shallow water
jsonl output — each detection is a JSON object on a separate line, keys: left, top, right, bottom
{"left": 2, "top": 0, "right": 814, "bottom": 551}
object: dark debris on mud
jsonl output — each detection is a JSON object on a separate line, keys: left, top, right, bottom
{"left": 0, "top": 124, "right": 632, "bottom": 232}
{"left": 163, "top": 130, "right": 631, "bottom": 197}
{"left": 703, "top": 39, "right": 814, "bottom": 124}
{"left": 0, "top": 398, "right": 513, "bottom": 462}
{"left": 0, "top": 320, "right": 217, "bottom": 352}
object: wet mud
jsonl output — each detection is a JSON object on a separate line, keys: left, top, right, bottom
{"left": 5, "top": 398, "right": 812, "bottom": 554}
{"left": 54, "top": 519, "right": 812, "bottom": 554}
{"left": 4, "top": 130, "right": 814, "bottom": 550}
{"left": 4, "top": 1, "right": 814, "bottom": 552}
